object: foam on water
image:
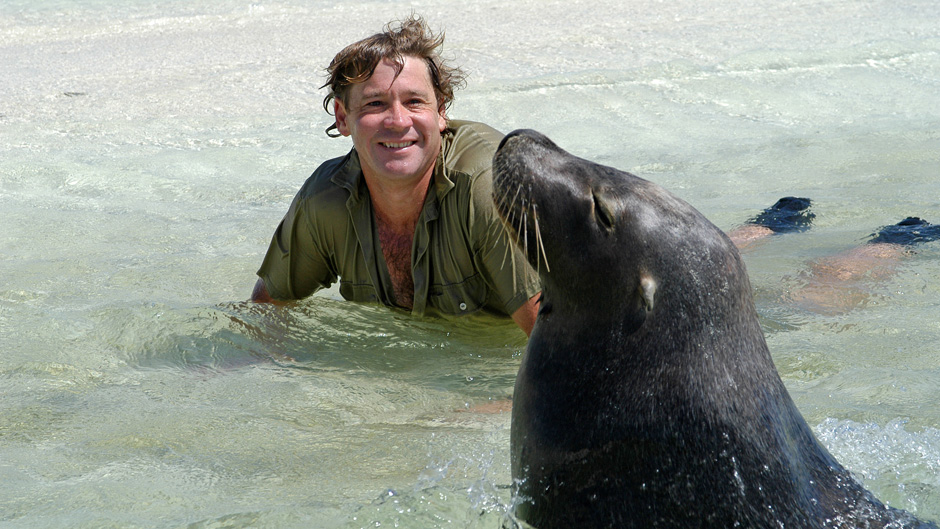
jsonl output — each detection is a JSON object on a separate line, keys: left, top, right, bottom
{"left": 2, "top": 0, "right": 940, "bottom": 527}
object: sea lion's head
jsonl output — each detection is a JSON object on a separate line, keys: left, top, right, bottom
{"left": 493, "top": 129, "right": 745, "bottom": 335}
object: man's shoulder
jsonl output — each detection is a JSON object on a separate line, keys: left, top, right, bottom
{"left": 448, "top": 119, "right": 504, "bottom": 141}
{"left": 294, "top": 150, "right": 354, "bottom": 192}
{"left": 291, "top": 151, "right": 357, "bottom": 217}
{"left": 442, "top": 120, "right": 505, "bottom": 178}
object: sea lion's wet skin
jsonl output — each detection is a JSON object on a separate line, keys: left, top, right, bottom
{"left": 493, "top": 129, "right": 936, "bottom": 529}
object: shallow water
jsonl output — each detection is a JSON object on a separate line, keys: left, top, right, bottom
{"left": 2, "top": 0, "right": 940, "bottom": 527}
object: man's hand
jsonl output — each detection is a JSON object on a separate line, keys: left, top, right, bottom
{"left": 251, "top": 278, "right": 276, "bottom": 303}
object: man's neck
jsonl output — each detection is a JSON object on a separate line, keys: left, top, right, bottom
{"left": 364, "top": 170, "right": 434, "bottom": 235}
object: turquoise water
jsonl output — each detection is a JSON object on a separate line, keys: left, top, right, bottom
{"left": 2, "top": 1, "right": 939, "bottom": 527}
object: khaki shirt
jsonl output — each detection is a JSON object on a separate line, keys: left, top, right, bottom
{"left": 256, "top": 120, "right": 540, "bottom": 317}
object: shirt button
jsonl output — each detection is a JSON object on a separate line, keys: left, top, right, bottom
{"left": 459, "top": 302, "right": 467, "bottom": 311}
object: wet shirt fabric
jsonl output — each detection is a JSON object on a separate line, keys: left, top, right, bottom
{"left": 256, "top": 120, "right": 540, "bottom": 317}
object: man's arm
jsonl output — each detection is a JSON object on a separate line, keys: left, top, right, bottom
{"left": 511, "top": 293, "right": 540, "bottom": 337}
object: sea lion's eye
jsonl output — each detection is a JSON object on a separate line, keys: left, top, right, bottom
{"left": 592, "top": 189, "right": 615, "bottom": 232}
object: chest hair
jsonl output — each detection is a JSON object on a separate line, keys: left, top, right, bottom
{"left": 377, "top": 222, "right": 415, "bottom": 309}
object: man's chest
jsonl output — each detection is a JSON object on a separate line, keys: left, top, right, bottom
{"left": 376, "top": 223, "right": 415, "bottom": 309}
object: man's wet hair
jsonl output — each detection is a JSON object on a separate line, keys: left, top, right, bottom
{"left": 322, "top": 15, "right": 466, "bottom": 137}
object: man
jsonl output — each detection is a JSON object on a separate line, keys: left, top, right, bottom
{"left": 252, "top": 16, "right": 541, "bottom": 335}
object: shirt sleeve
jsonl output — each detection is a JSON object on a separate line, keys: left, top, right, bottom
{"left": 468, "top": 165, "right": 541, "bottom": 316}
{"left": 256, "top": 185, "right": 337, "bottom": 301}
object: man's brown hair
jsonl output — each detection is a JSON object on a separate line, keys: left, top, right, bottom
{"left": 322, "top": 15, "right": 466, "bottom": 137}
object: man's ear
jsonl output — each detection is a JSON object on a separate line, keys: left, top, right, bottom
{"left": 437, "top": 104, "right": 447, "bottom": 132}
{"left": 334, "top": 99, "right": 351, "bottom": 137}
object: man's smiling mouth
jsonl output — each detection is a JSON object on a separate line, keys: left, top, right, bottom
{"left": 381, "top": 141, "right": 416, "bottom": 149}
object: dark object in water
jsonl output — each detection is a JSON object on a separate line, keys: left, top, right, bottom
{"left": 869, "top": 217, "right": 940, "bottom": 246}
{"left": 747, "top": 196, "right": 815, "bottom": 233}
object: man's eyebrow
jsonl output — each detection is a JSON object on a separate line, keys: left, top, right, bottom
{"left": 360, "top": 87, "right": 433, "bottom": 100}
{"left": 362, "top": 88, "right": 389, "bottom": 97}
{"left": 360, "top": 88, "right": 386, "bottom": 99}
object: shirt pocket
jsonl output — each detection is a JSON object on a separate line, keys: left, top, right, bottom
{"left": 339, "top": 280, "right": 380, "bottom": 303}
{"left": 428, "top": 273, "right": 487, "bottom": 315}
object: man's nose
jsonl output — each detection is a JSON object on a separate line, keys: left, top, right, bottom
{"left": 384, "top": 101, "right": 411, "bottom": 128}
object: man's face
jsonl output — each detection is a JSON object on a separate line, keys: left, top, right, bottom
{"left": 334, "top": 56, "right": 447, "bottom": 186}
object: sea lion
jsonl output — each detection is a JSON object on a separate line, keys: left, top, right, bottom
{"left": 492, "top": 129, "right": 936, "bottom": 529}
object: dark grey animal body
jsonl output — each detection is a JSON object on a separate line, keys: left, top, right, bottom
{"left": 492, "top": 129, "right": 936, "bottom": 529}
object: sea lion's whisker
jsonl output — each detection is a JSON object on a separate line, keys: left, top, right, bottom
{"left": 532, "top": 204, "right": 551, "bottom": 273}
{"left": 521, "top": 207, "right": 529, "bottom": 263}
{"left": 497, "top": 214, "right": 513, "bottom": 270}
{"left": 509, "top": 182, "right": 523, "bottom": 217}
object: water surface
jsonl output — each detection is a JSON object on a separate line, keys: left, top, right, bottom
{"left": 2, "top": 1, "right": 939, "bottom": 527}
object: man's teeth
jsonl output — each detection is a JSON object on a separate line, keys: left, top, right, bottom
{"left": 383, "top": 142, "right": 413, "bottom": 148}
